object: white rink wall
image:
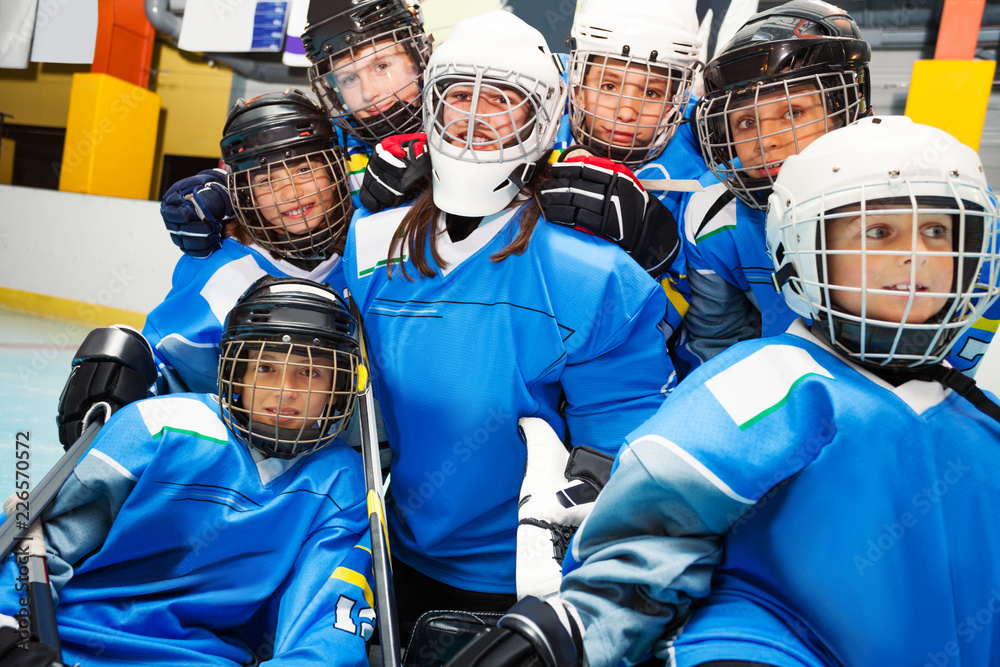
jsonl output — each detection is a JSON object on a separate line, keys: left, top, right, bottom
{"left": 0, "top": 184, "right": 180, "bottom": 317}
{"left": 0, "top": 182, "right": 998, "bottom": 394}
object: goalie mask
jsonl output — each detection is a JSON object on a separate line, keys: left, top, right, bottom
{"left": 767, "top": 116, "right": 1000, "bottom": 369}
{"left": 567, "top": 0, "right": 702, "bottom": 167}
{"left": 424, "top": 10, "right": 567, "bottom": 216}
{"left": 218, "top": 277, "right": 362, "bottom": 458}
{"left": 303, "top": 0, "right": 432, "bottom": 146}
{"left": 695, "top": 0, "right": 872, "bottom": 209}
{"left": 221, "top": 90, "right": 353, "bottom": 261}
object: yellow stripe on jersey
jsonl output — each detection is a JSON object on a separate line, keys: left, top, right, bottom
{"left": 332, "top": 565, "right": 374, "bottom": 608}
{"left": 972, "top": 315, "right": 999, "bottom": 333}
{"left": 705, "top": 344, "right": 834, "bottom": 430}
{"left": 660, "top": 274, "right": 689, "bottom": 318}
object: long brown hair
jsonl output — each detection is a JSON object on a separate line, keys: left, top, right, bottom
{"left": 387, "top": 157, "right": 554, "bottom": 280}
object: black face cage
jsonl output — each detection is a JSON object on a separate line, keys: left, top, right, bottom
{"left": 218, "top": 338, "right": 360, "bottom": 458}
{"left": 798, "top": 196, "right": 997, "bottom": 368}
{"left": 568, "top": 52, "right": 696, "bottom": 167}
{"left": 308, "top": 26, "right": 432, "bottom": 146}
{"left": 229, "top": 148, "right": 353, "bottom": 260}
{"left": 697, "top": 69, "right": 869, "bottom": 209}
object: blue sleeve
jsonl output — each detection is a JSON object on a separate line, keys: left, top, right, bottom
{"left": 680, "top": 187, "right": 760, "bottom": 369}
{"left": 943, "top": 265, "right": 1000, "bottom": 376}
{"left": 143, "top": 244, "right": 269, "bottom": 395}
{"left": 560, "top": 278, "right": 675, "bottom": 456}
{"left": 38, "top": 403, "right": 153, "bottom": 602}
{"left": 560, "top": 434, "right": 730, "bottom": 667}
{"left": 265, "top": 498, "right": 375, "bottom": 665}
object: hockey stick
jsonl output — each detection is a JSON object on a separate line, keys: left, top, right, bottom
{"left": 0, "top": 412, "right": 107, "bottom": 561}
{"left": 348, "top": 293, "right": 402, "bottom": 667}
{"left": 3, "top": 495, "right": 62, "bottom": 660}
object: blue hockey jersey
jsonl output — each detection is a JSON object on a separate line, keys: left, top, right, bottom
{"left": 0, "top": 393, "right": 375, "bottom": 666}
{"left": 143, "top": 239, "right": 346, "bottom": 395}
{"left": 562, "top": 320, "right": 1000, "bottom": 667}
{"left": 344, "top": 202, "right": 674, "bottom": 593}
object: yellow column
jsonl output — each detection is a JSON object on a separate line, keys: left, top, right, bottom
{"left": 58, "top": 72, "right": 161, "bottom": 199}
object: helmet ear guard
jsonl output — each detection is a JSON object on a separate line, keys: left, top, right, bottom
{"left": 218, "top": 277, "right": 362, "bottom": 458}
{"left": 766, "top": 116, "right": 1000, "bottom": 369}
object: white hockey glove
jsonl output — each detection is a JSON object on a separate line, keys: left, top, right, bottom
{"left": 516, "top": 417, "right": 614, "bottom": 600}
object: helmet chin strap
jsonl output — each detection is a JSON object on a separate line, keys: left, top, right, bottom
{"left": 878, "top": 364, "right": 1000, "bottom": 426}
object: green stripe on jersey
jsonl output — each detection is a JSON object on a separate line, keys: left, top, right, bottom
{"left": 705, "top": 344, "right": 834, "bottom": 430}
{"left": 138, "top": 396, "right": 230, "bottom": 443}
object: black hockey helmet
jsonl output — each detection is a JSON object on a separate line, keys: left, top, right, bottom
{"left": 218, "top": 276, "right": 362, "bottom": 459}
{"left": 221, "top": 89, "right": 336, "bottom": 172}
{"left": 302, "top": 0, "right": 432, "bottom": 146}
{"left": 702, "top": 0, "right": 870, "bottom": 97}
{"left": 695, "top": 0, "right": 872, "bottom": 209}
{"left": 220, "top": 90, "right": 353, "bottom": 261}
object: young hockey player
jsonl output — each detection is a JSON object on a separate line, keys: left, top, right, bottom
{"left": 161, "top": 0, "right": 432, "bottom": 258}
{"left": 448, "top": 116, "right": 1000, "bottom": 667}
{"left": 144, "top": 90, "right": 353, "bottom": 397}
{"left": 680, "top": 0, "right": 872, "bottom": 370}
{"left": 56, "top": 90, "right": 354, "bottom": 448}
{"left": 3, "top": 277, "right": 376, "bottom": 666}
{"left": 343, "top": 8, "right": 674, "bottom": 643}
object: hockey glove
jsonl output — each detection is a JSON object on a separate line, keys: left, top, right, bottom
{"left": 516, "top": 417, "right": 613, "bottom": 601}
{"left": 160, "top": 168, "right": 233, "bottom": 258}
{"left": 0, "top": 625, "right": 64, "bottom": 667}
{"left": 540, "top": 153, "right": 681, "bottom": 276}
{"left": 56, "top": 325, "right": 158, "bottom": 449}
{"left": 443, "top": 596, "right": 584, "bottom": 667}
{"left": 360, "top": 132, "right": 431, "bottom": 213}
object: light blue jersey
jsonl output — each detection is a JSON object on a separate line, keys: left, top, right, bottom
{"left": 563, "top": 320, "right": 1000, "bottom": 667}
{"left": 344, "top": 202, "right": 674, "bottom": 593}
{"left": 143, "top": 239, "right": 346, "bottom": 394}
{"left": 0, "top": 393, "right": 374, "bottom": 666}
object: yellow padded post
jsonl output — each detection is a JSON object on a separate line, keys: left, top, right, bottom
{"left": 904, "top": 59, "right": 995, "bottom": 152}
{"left": 59, "top": 72, "right": 161, "bottom": 199}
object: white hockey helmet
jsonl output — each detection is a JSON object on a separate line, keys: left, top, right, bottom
{"left": 567, "top": 0, "right": 703, "bottom": 166}
{"left": 423, "top": 10, "right": 567, "bottom": 216}
{"left": 767, "top": 116, "right": 1000, "bottom": 368}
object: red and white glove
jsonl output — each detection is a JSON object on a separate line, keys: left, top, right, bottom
{"left": 359, "top": 132, "right": 431, "bottom": 212}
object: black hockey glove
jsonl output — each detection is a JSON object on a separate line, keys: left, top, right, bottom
{"left": 516, "top": 418, "right": 613, "bottom": 600}
{"left": 540, "top": 153, "right": 681, "bottom": 276}
{"left": 360, "top": 132, "right": 431, "bottom": 213}
{"left": 443, "top": 596, "right": 584, "bottom": 667}
{"left": 160, "top": 168, "right": 233, "bottom": 258}
{"left": 0, "top": 626, "right": 64, "bottom": 667}
{"left": 56, "top": 325, "right": 158, "bottom": 449}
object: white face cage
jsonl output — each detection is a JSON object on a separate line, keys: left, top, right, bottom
{"left": 568, "top": 52, "right": 697, "bottom": 166}
{"left": 218, "top": 339, "right": 360, "bottom": 458}
{"left": 308, "top": 26, "right": 431, "bottom": 144}
{"left": 228, "top": 148, "right": 353, "bottom": 260}
{"left": 775, "top": 187, "right": 1000, "bottom": 368}
{"left": 696, "top": 70, "right": 868, "bottom": 209}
